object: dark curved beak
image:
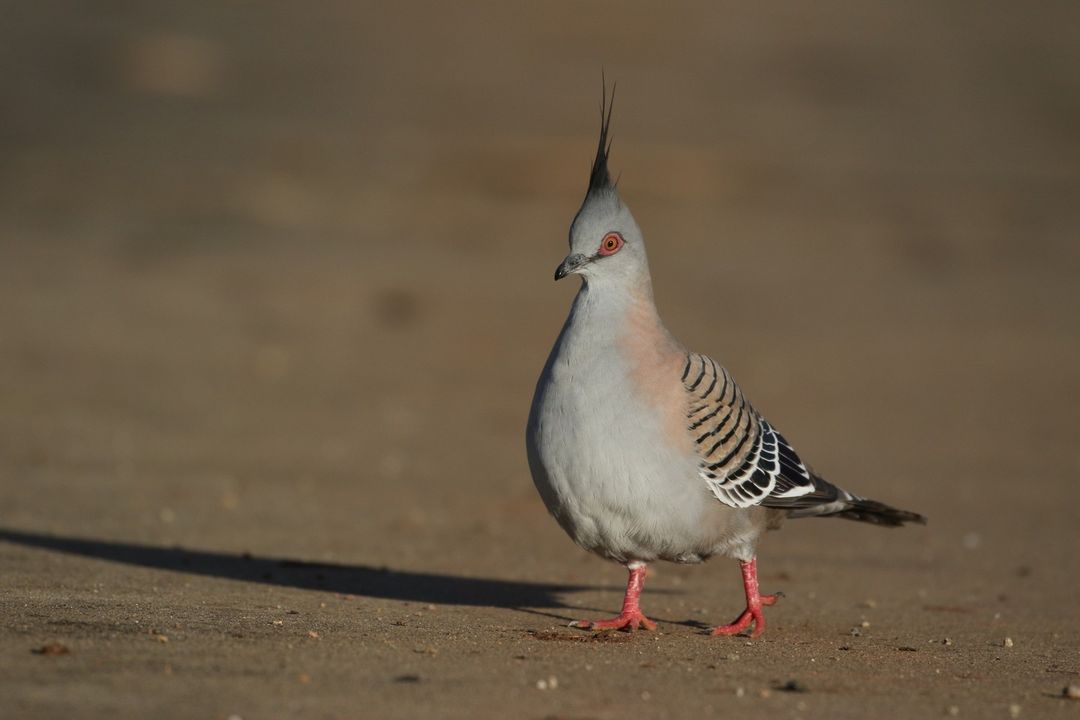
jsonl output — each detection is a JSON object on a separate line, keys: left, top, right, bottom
{"left": 554, "top": 253, "right": 589, "bottom": 281}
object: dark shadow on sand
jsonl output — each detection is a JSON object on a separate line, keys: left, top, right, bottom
{"left": 0, "top": 528, "right": 595, "bottom": 612}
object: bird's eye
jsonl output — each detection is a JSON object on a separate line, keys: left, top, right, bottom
{"left": 598, "top": 232, "right": 624, "bottom": 256}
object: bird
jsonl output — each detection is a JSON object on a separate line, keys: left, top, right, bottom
{"left": 525, "top": 87, "right": 926, "bottom": 638}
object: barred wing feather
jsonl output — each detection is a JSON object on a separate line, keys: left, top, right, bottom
{"left": 681, "top": 353, "right": 824, "bottom": 510}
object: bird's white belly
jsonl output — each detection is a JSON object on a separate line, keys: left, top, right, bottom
{"left": 528, "top": 367, "right": 756, "bottom": 564}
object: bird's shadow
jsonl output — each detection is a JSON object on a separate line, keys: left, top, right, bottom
{"left": 0, "top": 527, "right": 680, "bottom": 624}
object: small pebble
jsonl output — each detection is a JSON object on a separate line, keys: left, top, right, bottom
{"left": 32, "top": 642, "right": 71, "bottom": 656}
{"left": 860, "top": 620, "right": 871, "bottom": 629}
{"left": 850, "top": 627, "right": 862, "bottom": 637}
{"left": 942, "top": 638, "right": 953, "bottom": 646}
{"left": 1003, "top": 637, "right": 1013, "bottom": 648}
{"left": 1064, "top": 683, "right": 1080, "bottom": 700}
{"left": 1009, "top": 704, "right": 1021, "bottom": 718}
{"left": 734, "top": 687, "right": 745, "bottom": 698}
{"left": 947, "top": 705, "right": 960, "bottom": 716}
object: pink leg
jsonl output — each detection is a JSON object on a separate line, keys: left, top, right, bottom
{"left": 570, "top": 563, "right": 657, "bottom": 632}
{"left": 711, "top": 557, "right": 781, "bottom": 639}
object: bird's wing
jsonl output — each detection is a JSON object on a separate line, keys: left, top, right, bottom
{"left": 681, "top": 352, "right": 821, "bottom": 509}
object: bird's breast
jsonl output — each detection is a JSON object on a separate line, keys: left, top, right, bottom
{"left": 526, "top": 295, "right": 711, "bottom": 560}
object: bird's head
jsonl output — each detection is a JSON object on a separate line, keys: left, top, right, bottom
{"left": 555, "top": 85, "right": 649, "bottom": 286}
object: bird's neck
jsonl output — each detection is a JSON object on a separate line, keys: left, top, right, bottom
{"left": 567, "top": 274, "right": 679, "bottom": 358}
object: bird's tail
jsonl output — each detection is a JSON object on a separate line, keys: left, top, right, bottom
{"left": 783, "top": 475, "right": 927, "bottom": 527}
{"left": 823, "top": 497, "right": 926, "bottom": 527}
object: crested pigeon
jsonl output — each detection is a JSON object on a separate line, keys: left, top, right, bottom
{"left": 526, "top": 88, "right": 926, "bottom": 638}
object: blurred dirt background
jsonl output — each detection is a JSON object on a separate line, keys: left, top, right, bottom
{"left": 1, "top": 2, "right": 1079, "bottom": 718}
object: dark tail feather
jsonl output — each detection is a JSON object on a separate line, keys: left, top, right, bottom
{"left": 777, "top": 474, "right": 927, "bottom": 527}
{"left": 831, "top": 499, "right": 927, "bottom": 527}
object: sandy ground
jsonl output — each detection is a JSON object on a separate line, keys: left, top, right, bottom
{"left": 2, "top": 2, "right": 1079, "bottom": 718}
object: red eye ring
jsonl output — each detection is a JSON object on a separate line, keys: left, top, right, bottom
{"left": 598, "top": 232, "right": 623, "bottom": 256}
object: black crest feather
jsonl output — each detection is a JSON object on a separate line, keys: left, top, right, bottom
{"left": 587, "top": 77, "right": 616, "bottom": 197}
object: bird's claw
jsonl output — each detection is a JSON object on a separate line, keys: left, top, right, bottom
{"left": 710, "top": 608, "right": 763, "bottom": 638}
{"left": 761, "top": 591, "right": 783, "bottom": 605}
{"left": 711, "top": 589, "right": 782, "bottom": 638}
{"left": 569, "top": 611, "right": 657, "bottom": 632}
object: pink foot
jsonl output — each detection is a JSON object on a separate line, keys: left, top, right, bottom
{"left": 711, "top": 606, "right": 767, "bottom": 637}
{"left": 570, "top": 563, "right": 657, "bottom": 633}
{"left": 711, "top": 558, "right": 782, "bottom": 639}
{"left": 570, "top": 610, "right": 657, "bottom": 632}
